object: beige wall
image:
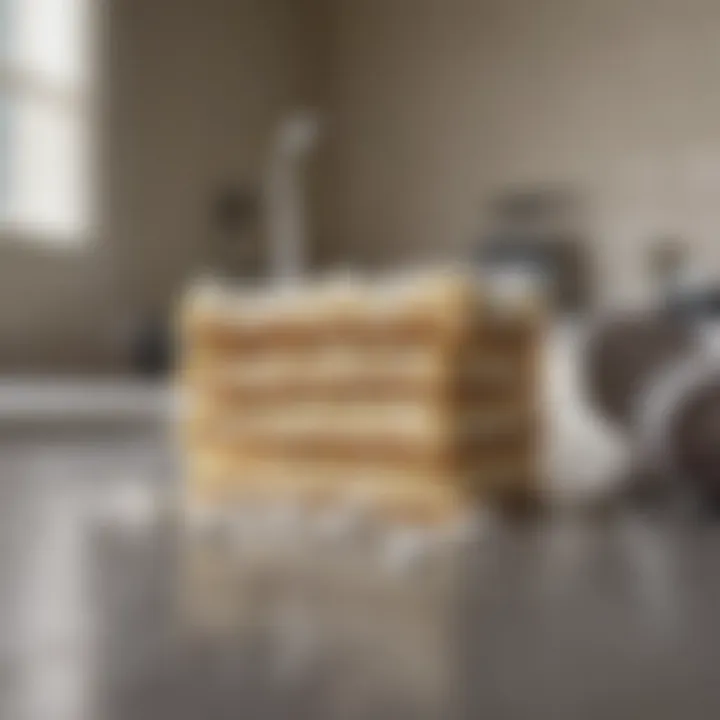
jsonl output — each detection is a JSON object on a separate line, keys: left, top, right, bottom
{"left": 0, "top": 0, "right": 318, "bottom": 370}
{"left": 319, "top": 0, "right": 720, "bottom": 301}
{"left": 7, "top": 0, "right": 720, "bottom": 369}
{"left": 110, "top": 0, "right": 322, "bottom": 309}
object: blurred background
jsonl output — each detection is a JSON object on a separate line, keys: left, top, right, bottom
{"left": 5, "top": 0, "right": 720, "bottom": 373}
{"left": 5, "top": 0, "right": 720, "bottom": 718}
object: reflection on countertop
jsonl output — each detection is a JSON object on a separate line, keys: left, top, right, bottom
{"left": 2, "top": 433, "right": 720, "bottom": 719}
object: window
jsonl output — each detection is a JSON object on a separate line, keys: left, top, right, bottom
{"left": 0, "top": 0, "right": 93, "bottom": 244}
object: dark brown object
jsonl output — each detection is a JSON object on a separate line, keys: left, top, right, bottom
{"left": 208, "top": 185, "right": 261, "bottom": 279}
{"left": 480, "top": 186, "right": 591, "bottom": 312}
{"left": 671, "top": 374, "right": 720, "bottom": 503}
{"left": 584, "top": 312, "right": 694, "bottom": 427}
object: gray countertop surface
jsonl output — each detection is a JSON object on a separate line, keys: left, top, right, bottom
{"left": 1, "top": 428, "right": 720, "bottom": 720}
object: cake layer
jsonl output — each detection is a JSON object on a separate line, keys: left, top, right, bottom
{"left": 184, "top": 315, "right": 537, "bottom": 356}
{"left": 185, "top": 435, "right": 536, "bottom": 476}
{"left": 186, "top": 452, "right": 534, "bottom": 522}
{"left": 184, "top": 400, "right": 535, "bottom": 448}
{"left": 185, "top": 377, "right": 534, "bottom": 407}
{"left": 182, "top": 352, "right": 530, "bottom": 399}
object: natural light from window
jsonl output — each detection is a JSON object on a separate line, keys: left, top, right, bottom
{"left": 0, "top": 0, "right": 92, "bottom": 244}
